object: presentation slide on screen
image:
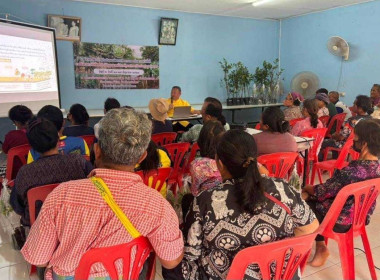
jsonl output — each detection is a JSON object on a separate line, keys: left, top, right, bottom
{"left": 0, "top": 21, "right": 60, "bottom": 117}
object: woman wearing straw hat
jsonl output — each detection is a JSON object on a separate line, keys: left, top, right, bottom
{"left": 149, "top": 98, "right": 173, "bottom": 135}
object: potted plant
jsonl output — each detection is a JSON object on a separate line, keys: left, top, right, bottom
{"left": 219, "top": 58, "right": 234, "bottom": 106}
{"left": 236, "top": 62, "right": 254, "bottom": 105}
{"left": 253, "top": 59, "right": 284, "bottom": 104}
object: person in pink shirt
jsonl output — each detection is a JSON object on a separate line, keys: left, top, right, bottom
{"left": 21, "top": 108, "right": 184, "bottom": 280}
{"left": 291, "top": 99, "right": 323, "bottom": 136}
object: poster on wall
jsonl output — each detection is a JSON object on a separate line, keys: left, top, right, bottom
{"left": 73, "top": 42, "right": 159, "bottom": 89}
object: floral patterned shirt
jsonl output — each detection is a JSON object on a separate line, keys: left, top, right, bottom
{"left": 284, "top": 106, "right": 303, "bottom": 121}
{"left": 180, "top": 177, "right": 316, "bottom": 280}
{"left": 312, "top": 160, "right": 380, "bottom": 225}
{"left": 190, "top": 157, "right": 222, "bottom": 196}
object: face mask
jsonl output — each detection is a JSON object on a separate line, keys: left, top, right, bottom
{"left": 353, "top": 140, "right": 363, "bottom": 154}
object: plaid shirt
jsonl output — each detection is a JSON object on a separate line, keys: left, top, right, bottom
{"left": 21, "top": 168, "right": 183, "bottom": 279}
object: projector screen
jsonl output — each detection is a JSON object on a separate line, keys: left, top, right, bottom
{"left": 0, "top": 20, "right": 60, "bottom": 117}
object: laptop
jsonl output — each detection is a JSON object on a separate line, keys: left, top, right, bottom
{"left": 173, "top": 106, "right": 193, "bottom": 118}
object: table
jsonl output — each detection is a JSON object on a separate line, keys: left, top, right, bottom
{"left": 167, "top": 115, "right": 202, "bottom": 122}
{"left": 224, "top": 103, "right": 283, "bottom": 124}
{"left": 246, "top": 128, "right": 314, "bottom": 188}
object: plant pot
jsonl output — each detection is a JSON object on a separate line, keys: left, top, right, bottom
{"left": 252, "top": 97, "right": 259, "bottom": 105}
{"left": 243, "top": 97, "right": 250, "bottom": 105}
{"left": 236, "top": 98, "right": 243, "bottom": 105}
{"left": 232, "top": 97, "right": 238, "bottom": 105}
{"left": 227, "top": 98, "right": 234, "bottom": 106}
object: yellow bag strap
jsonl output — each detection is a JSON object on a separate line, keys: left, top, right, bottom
{"left": 90, "top": 176, "right": 141, "bottom": 238}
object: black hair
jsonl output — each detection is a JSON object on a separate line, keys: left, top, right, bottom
{"left": 216, "top": 130, "right": 264, "bottom": 214}
{"left": 69, "top": 103, "right": 90, "bottom": 125}
{"left": 303, "top": 99, "right": 319, "bottom": 128}
{"left": 316, "top": 88, "right": 328, "bottom": 95}
{"left": 204, "top": 97, "right": 222, "bottom": 109}
{"left": 262, "top": 107, "right": 289, "bottom": 133}
{"left": 8, "top": 105, "right": 33, "bottom": 125}
{"left": 104, "top": 98, "right": 121, "bottom": 112}
{"left": 355, "top": 95, "right": 374, "bottom": 115}
{"left": 293, "top": 99, "right": 301, "bottom": 106}
{"left": 37, "top": 105, "right": 64, "bottom": 131}
{"left": 172, "top": 86, "right": 181, "bottom": 92}
{"left": 355, "top": 119, "right": 380, "bottom": 157}
{"left": 197, "top": 120, "right": 225, "bottom": 159}
{"left": 26, "top": 117, "right": 59, "bottom": 154}
{"left": 205, "top": 104, "right": 226, "bottom": 126}
{"left": 138, "top": 140, "right": 160, "bottom": 174}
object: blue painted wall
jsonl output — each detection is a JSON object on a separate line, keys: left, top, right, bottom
{"left": 281, "top": 0, "right": 380, "bottom": 106}
{"left": 0, "top": 0, "right": 279, "bottom": 110}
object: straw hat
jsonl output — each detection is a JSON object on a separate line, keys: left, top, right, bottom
{"left": 149, "top": 98, "right": 169, "bottom": 122}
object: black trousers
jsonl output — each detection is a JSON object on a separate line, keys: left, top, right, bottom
{"left": 307, "top": 200, "right": 350, "bottom": 241}
{"left": 173, "top": 122, "right": 193, "bottom": 132}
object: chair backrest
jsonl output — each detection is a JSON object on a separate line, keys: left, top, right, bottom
{"left": 27, "top": 183, "right": 59, "bottom": 225}
{"left": 300, "top": 128, "right": 328, "bottom": 162}
{"left": 227, "top": 233, "right": 317, "bottom": 280}
{"left": 183, "top": 142, "right": 200, "bottom": 174}
{"left": 80, "top": 135, "right": 96, "bottom": 149}
{"left": 289, "top": 118, "right": 304, "bottom": 127}
{"left": 319, "top": 116, "right": 330, "bottom": 127}
{"left": 255, "top": 123, "right": 261, "bottom": 130}
{"left": 75, "top": 236, "right": 153, "bottom": 280}
{"left": 151, "top": 132, "right": 177, "bottom": 146}
{"left": 5, "top": 144, "right": 31, "bottom": 181}
{"left": 163, "top": 143, "right": 190, "bottom": 177}
{"left": 136, "top": 167, "right": 172, "bottom": 193}
{"left": 326, "top": 113, "right": 346, "bottom": 137}
{"left": 257, "top": 152, "right": 298, "bottom": 179}
{"left": 334, "top": 138, "right": 354, "bottom": 169}
{"left": 318, "top": 178, "right": 380, "bottom": 240}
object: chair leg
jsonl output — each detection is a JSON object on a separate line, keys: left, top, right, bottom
{"left": 361, "top": 230, "right": 377, "bottom": 280}
{"left": 310, "top": 164, "right": 316, "bottom": 185}
{"left": 317, "top": 168, "right": 323, "bottom": 184}
{"left": 337, "top": 235, "right": 355, "bottom": 280}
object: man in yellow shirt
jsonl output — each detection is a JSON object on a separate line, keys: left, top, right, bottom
{"left": 166, "top": 86, "right": 200, "bottom": 131}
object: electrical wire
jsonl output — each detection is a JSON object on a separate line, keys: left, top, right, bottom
{"left": 354, "top": 247, "right": 380, "bottom": 270}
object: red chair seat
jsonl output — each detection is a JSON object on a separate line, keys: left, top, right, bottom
{"left": 5, "top": 144, "right": 30, "bottom": 181}
{"left": 151, "top": 132, "right": 177, "bottom": 146}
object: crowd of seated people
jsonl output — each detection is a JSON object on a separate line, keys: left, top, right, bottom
{"left": 1, "top": 83, "right": 380, "bottom": 280}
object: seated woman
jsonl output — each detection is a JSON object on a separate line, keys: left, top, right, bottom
{"left": 10, "top": 117, "right": 93, "bottom": 227}
{"left": 2, "top": 105, "right": 33, "bottom": 154}
{"left": 253, "top": 107, "right": 297, "bottom": 155}
{"left": 163, "top": 129, "right": 319, "bottom": 280}
{"left": 135, "top": 140, "right": 171, "bottom": 197}
{"left": 315, "top": 93, "right": 331, "bottom": 118}
{"left": 182, "top": 99, "right": 229, "bottom": 143}
{"left": 149, "top": 98, "right": 173, "bottom": 134}
{"left": 319, "top": 95, "right": 373, "bottom": 160}
{"left": 291, "top": 99, "right": 323, "bottom": 136}
{"left": 63, "top": 103, "right": 94, "bottom": 137}
{"left": 283, "top": 92, "right": 304, "bottom": 121}
{"left": 303, "top": 119, "right": 380, "bottom": 267}
{"left": 190, "top": 120, "right": 225, "bottom": 196}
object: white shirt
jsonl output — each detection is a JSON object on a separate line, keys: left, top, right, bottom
{"left": 335, "top": 101, "right": 352, "bottom": 120}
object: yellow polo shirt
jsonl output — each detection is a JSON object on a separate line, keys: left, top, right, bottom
{"left": 166, "top": 98, "right": 195, "bottom": 127}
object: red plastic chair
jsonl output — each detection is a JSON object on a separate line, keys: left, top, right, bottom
{"left": 226, "top": 233, "right": 317, "bottom": 280}
{"left": 136, "top": 167, "right": 172, "bottom": 194}
{"left": 255, "top": 123, "right": 261, "bottom": 130}
{"left": 257, "top": 152, "right": 298, "bottom": 180}
{"left": 163, "top": 142, "right": 190, "bottom": 193}
{"left": 319, "top": 115, "right": 330, "bottom": 127}
{"left": 323, "top": 130, "right": 355, "bottom": 161}
{"left": 311, "top": 138, "right": 354, "bottom": 185}
{"left": 326, "top": 113, "right": 346, "bottom": 138}
{"left": 151, "top": 132, "right": 177, "bottom": 146}
{"left": 300, "top": 128, "right": 328, "bottom": 185}
{"left": 183, "top": 142, "right": 200, "bottom": 175}
{"left": 28, "top": 183, "right": 59, "bottom": 225}
{"left": 289, "top": 118, "right": 304, "bottom": 127}
{"left": 80, "top": 135, "right": 96, "bottom": 149}
{"left": 75, "top": 236, "right": 154, "bottom": 280}
{"left": 318, "top": 178, "right": 380, "bottom": 280}
{"left": 5, "top": 144, "right": 30, "bottom": 181}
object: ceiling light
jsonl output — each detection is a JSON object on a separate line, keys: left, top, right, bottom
{"left": 252, "top": 0, "right": 274, "bottom": 6}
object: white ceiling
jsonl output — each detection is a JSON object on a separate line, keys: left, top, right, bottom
{"left": 72, "top": 0, "right": 375, "bottom": 19}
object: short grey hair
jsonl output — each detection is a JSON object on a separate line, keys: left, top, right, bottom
{"left": 98, "top": 108, "right": 152, "bottom": 165}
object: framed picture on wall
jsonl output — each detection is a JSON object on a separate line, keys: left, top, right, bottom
{"left": 159, "top": 18, "right": 179, "bottom": 45}
{"left": 48, "top": 15, "right": 81, "bottom": 42}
